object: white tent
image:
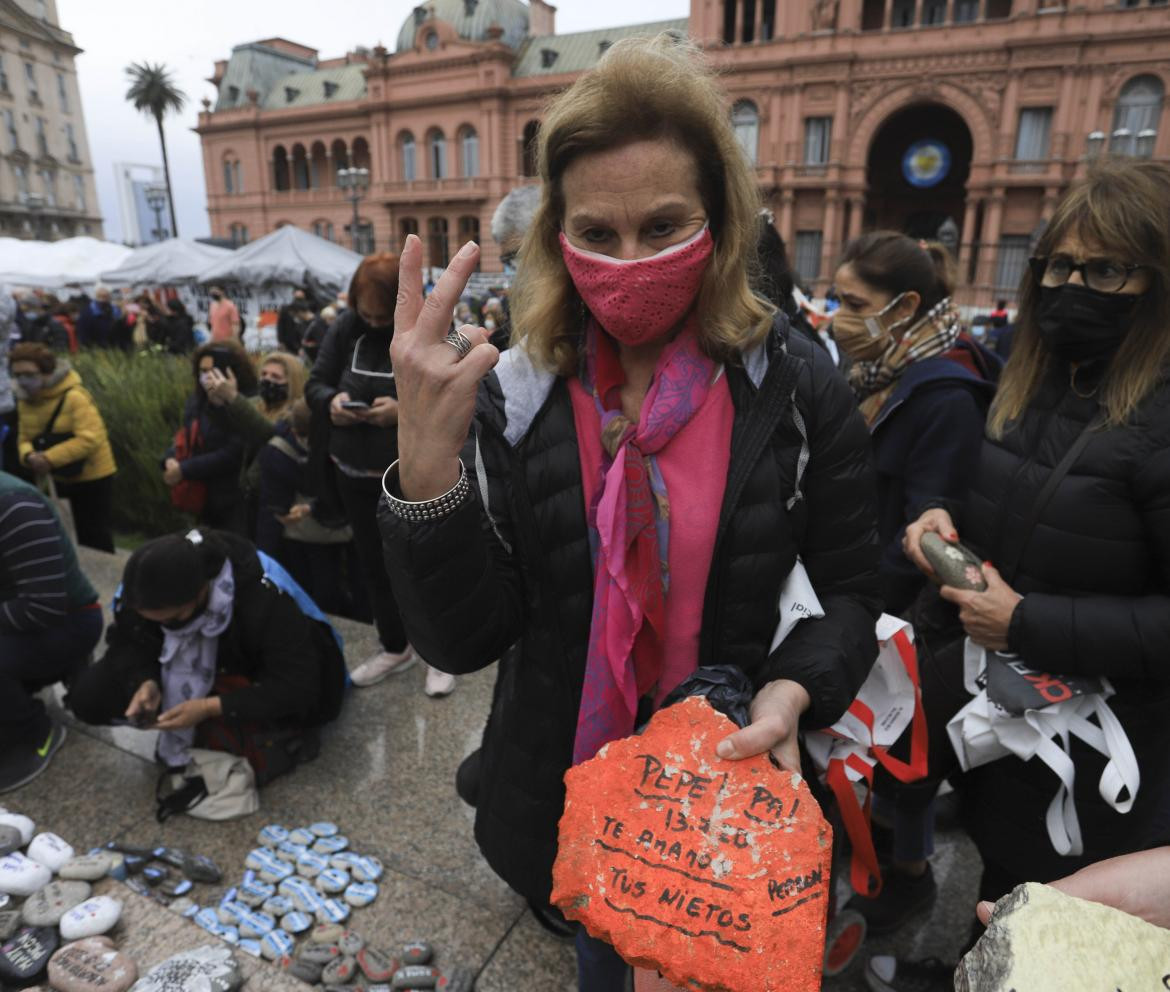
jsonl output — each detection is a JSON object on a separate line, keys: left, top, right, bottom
{"left": 99, "top": 238, "right": 234, "bottom": 286}
{"left": 0, "top": 236, "right": 134, "bottom": 289}
{"left": 197, "top": 225, "right": 362, "bottom": 298}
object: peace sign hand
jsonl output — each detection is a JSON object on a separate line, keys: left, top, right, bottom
{"left": 391, "top": 236, "right": 499, "bottom": 501}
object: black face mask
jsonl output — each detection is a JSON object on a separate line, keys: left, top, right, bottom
{"left": 1037, "top": 284, "right": 1143, "bottom": 363}
{"left": 258, "top": 379, "right": 289, "bottom": 405}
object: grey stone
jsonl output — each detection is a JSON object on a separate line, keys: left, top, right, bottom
{"left": 181, "top": 854, "right": 221, "bottom": 884}
{"left": 141, "top": 866, "right": 167, "bottom": 887}
{"left": 438, "top": 965, "right": 476, "bottom": 992}
{"left": 321, "top": 954, "right": 357, "bottom": 985}
{"left": 955, "top": 882, "right": 1170, "bottom": 991}
{"left": 338, "top": 930, "right": 364, "bottom": 955}
{"left": 129, "top": 943, "right": 241, "bottom": 992}
{"left": 21, "top": 880, "right": 92, "bottom": 926}
{"left": 158, "top": 878, "right": 191, "bottom": 899}
{"left": 0, "top": 910, "right": 20, "bottom": 940}
{"left": 402, "top": 941, "right": 433, "bottom": 966}
{"left": 921, "top": 533, "right": 987, "bottom": 591}
{"left": 165, "top": 898, "right": 196, "bottom": 916}
{"left": 299, "top": 942, "right": 342, "bottom": 965}
{"left": 307, "top": 922, "right": 345, "bottom": 945}
{"left": 357, "top": 946, "right": 395, "bottom": 982}
{"left": 0, "top": 826, "right": 21, "bottom": 858}
{"left": 285, "top": 956, "right": 323, "bottom": 984}
{"left": 59, "top": 896, "right": 123, "bottom": 940}
{"left": 58, "top": 854, "right": 113, "bottom": 882}
{"left": 390, "top": 963, "right": 439, "bottom": 989}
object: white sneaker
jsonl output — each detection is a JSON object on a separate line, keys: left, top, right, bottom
{"left": 423, "top": 663, "right": 456, "bottom": 698}
{"left": 349, "top": 646, "right": 419, "bottom": 687}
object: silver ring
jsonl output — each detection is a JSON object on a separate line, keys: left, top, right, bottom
{"left": 444, "top": 329, "right": 473, "bottom": 360}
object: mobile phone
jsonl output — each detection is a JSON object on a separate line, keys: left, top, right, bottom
{"left": 341, "top": 401, "right": 369, "bottom": 410}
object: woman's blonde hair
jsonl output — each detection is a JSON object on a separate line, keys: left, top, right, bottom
{"left": 257, "top": 350, "right": 306, "bottom": 423}
{"left": 510, "top": 33, "right": 774, "bottom": 375}
{"left": 989, "top": 159, "right": 1170, "bottom": 437}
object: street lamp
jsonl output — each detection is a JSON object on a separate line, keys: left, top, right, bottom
{"left": 1085, "top": 130, "right": 1106, "bottom": 160}
{"left": 145, "top": 185, "right": 169, "bottom": 243}
{"left": 337, "top": 166, "right": 371, "bottom": 253}
{"left": 1110, "top": 127, "right": 1134, "bottom": 157}
{"left": 1136, "top": 128, "right": 1157, "bottom": 159}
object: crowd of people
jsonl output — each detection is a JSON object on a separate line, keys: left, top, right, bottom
{"left": 0, "top": 30, "right": 1168, "bottom": 992}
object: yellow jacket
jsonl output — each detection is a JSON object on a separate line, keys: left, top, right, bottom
{"left": 18, "top": 365, "right": 117, "bottom": 482}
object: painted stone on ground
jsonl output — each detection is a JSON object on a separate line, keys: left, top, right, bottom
{"left": 0, "top": 909, "right": 21, "bottom": 940}
{"left": 28, "top": 833, "right": 75, "bottom": 873}
{"left": 307, "top": 922, "right": 345, "bottom": 945}
{"left": 58, "top": 855, "right": 112, "bottom": 883}
{"left": 0, "top": 826, "right": 23, "bottom": 858}
{"left": 402, "top": 940, "right": 433, "bottom": 966}
{"left": 259, "top": 929, "right": 295, "bottom": 961}
{"left": 128, "top": 943, "right": 240, "bottom": 992}
{"left": 312, "top": 835, "right": 348, "bottom": 856}
{"left": 281, "top": 911, "right": 313, "bottom": 935}
{"left": 551, "top": 696, "right": 832, "bottom": 992}
{"left": 0, "top": 852, "right": 53, "bottom": 896}
{"left": 22, "top": 880, "right": 93, "bottom": 926}
{"left": 315, "top": 868, "right": 349, "bottom": 895}
{"left": 0, "top": 925, "right": 59, "bottom": 986}
{"left": 262, "top": 895, "right": 293, "bottom": 917}
{"left": 955, "top": 882, "right": 1170, "bottom": 991}
{"left": 344, "top": 881, "right": 377, "bottom": 907}
{"left": 357, "top": 946, "right": 396, "bottom": 982}
{"left": 48, "top": 935, "right": 138, "bottom": 992}
{"left": 321, "top": 954, "right": 356, "bottom": 984}
{"left": 337, "top": 930, "right": 364, "bottom": 955}
{"left": 60, "top": 897, "right": 122, "bottom": 940}
{"left": 0, "top": 814, "right": 34, "bottom": 846}
{"left": 920, "top": 533, "right": 987, "bottom": 591}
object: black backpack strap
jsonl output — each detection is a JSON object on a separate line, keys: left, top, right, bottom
{"left": 155, "top": 769, "right": 208, "bottom": 823}
{"left": 43, "top": 390, "right": 70, "bottom": 435}
{"left": 1001, "top": 415, "right": 1101, "bottom": 584}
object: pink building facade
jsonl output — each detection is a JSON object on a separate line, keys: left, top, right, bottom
{"left": 197, "top": 0, "right": 1170, "bottom": 306}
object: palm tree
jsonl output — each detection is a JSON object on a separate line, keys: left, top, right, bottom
{"left": 125, "top": 61, "right": 186, "bottom": 238}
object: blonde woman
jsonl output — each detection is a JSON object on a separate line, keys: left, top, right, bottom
{"left": 879, "top": 160, "right": 1170, "bottom": 990}
{"left": 379, "top": 35, "right": 881, "bottom": 986}
{"left": 255, "top": 351, "right": 305, "bottom": 423}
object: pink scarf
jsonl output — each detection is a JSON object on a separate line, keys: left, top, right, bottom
{"left": 573, "top": 319, "right": 717, "bottom": 764}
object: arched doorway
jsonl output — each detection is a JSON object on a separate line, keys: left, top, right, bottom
{"left": 865, "top": 102, "right": 972, "bottom": 245}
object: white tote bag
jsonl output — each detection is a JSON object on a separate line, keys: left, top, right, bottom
{"left": 946, "top": 638, "right": 1139, "bottom": 856}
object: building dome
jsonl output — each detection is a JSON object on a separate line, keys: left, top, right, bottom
{"left": 396, "top": 0, "right": 530, "bottom": 53}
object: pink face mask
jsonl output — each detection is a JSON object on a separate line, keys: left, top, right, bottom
{"left": 559, "top": 225, "right": 714, "bottom": 346}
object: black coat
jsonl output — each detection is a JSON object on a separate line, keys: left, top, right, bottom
{"left": 169, "top": 393, "right": 245, "bottom": 518}
{"left": 304, "top": 309, "right": 397, "bottom": 473}
{"left": 89, "top": 530, "right": 346, "bottom": 728}
{"left": 950, "top": 357, "right": 1170, "bottom": 846}
{"left": 378, "top": 316, "right": 882, "bottom": 905}
{"left": 872, "top": 342, "right": 998, "bottom": 615}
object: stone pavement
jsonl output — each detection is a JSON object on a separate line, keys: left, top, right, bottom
{"left": 7, "top": 546, "right": 983, "bottom": 991}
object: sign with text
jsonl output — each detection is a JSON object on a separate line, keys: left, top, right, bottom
{"left": 552, "top": 697, "right": 831, "bottom": 992}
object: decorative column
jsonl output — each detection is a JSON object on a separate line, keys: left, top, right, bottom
{"left": 847, "top": 194, "right": 864, "bottom": 240}
{"left": 958, "top": 195, "right": 979, "bottom": 277}
{"left": 734, "top": 0, "right": 745, "bottom": 43}
{"left": 753, "top": 0, "right": 764, "bottom": 41}
{"left": 820, "top": 193, "right": 840, "bottom": 280}
{"left": 913, "top": 0, "right": 923, "bottom": 27}
{"left": 779, "top": 190, "right": 796, "bottom": 247}
{"left": 883, "top": 0, "right": 894, "bottom": 29}
{"left": 976, "top": 192, "right": 1005, "bottom": 293}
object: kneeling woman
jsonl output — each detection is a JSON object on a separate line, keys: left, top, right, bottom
{"left": 68, "top": 528, "right": 346, "bottom": 780}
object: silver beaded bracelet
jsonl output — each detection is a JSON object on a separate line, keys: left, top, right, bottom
{"left": 381, "top": 459, "right": 471, "bottom": 522}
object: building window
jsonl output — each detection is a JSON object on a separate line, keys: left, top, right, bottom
{"left": 0, "top": 57, "right": 8, "bottom": 93}
{"left": 804, "top": 116, "right": 832, "bottom": 165}
{"left": 34, "top": 116, "right": 48, "bottom": 157}
{"left": 65, "top": 123, "right": 78, "bottom": 162}
{"left": 56, "top": 72, "right": 67, "bottom": 113}
{"left": 313, "top": 220, "right": 334, "bottom": 241}
{"left": 273, "top": 145, "right": 290, "bottom": 191}
{"left": 233, "top": 161, "right": 242, "bottom": 194}
{"left": 954, "top": 0, "right": 979, "bottom": 20}
{"left": 521, "top": 120, "right": 540, "bottom": 177}
{"left": 12, "top": 163, "right": 28, "bottom": 198}
{"left": 400, "top": 217, "right": 419, "bottom": 247}
{"left": 428, "top": 216, "right": 450, "bottom": 268}
{"left": 24, "top": 62, "right": 38, "bottom": 102}
{"left": 428, "top": 129, "right": 447, "bottom": 180}
{"left": 1113, "top": 75, "right": 1164, "bottom": 155}
{"left": 291, "top": 144, "right": 310, "bottom": 190}
{"left": 38, "top": 167, "right": 55, "bottom": 206}
{"left": 223, "top": 159, "right": 234, "bottom": 194}
{"left": 892, "top": 0, "right": 916, "bottom": 26}
{"left": 995, "top": 235, "right": 1031, "bottom": 293}
{"left": 73, "top": 173, "right": 85, "bottom": 212}
{"left": 731, "top": 100, "right": 759, "bottom": 165}
{"left": 459, "top": 126, "right": 479, "bottom": 178}
{"left": 1014, "top": 107, "right": 1053, "bottom": 160}
{"left": 401, "top": 132, "right": 416, "bottom": 181}
{"left": 5, "top": 110, "right": 18, "bottom": 152}
{"left": 230, "top": 223, "right": 249, "bottom": 246}
{"left": 347, "top": 220, "right": 374, "bottom": 254}
{"left": 458, "top": 215, "right": 481, "bottom": 270}
{"left": 793, "top": 231, "right": 823, "bottom": 282}
{"left": 923, "top": 0, "right": 947, "bottom": 24}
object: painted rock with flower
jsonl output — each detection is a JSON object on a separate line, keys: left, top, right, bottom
{"left": 551, "top": 696, "right": 832, "bottom": 992}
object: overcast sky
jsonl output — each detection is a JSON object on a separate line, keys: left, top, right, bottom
{"left": 55, "top": 0, "right": 689, "bottom": 243}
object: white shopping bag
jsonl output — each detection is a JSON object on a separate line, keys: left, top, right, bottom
{"left": 946, "top": 639, "right": 1139, "bottom": 857}
{"left": 775, "top": 563, "right": 927, "bottom": 896}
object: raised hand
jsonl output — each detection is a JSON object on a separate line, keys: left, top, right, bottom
{"left": 390, "top": 235, "right": 500, "bottom": 501}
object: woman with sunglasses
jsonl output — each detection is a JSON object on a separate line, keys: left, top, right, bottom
{"left": 872, "top": 159, "right": 1170, "bottom": 990}
{"left": 305, "top": 254, "right": 455, "bottom": 698}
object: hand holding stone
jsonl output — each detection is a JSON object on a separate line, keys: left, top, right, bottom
{"left": 938, "top": 562, "right": 1022, "bottom": 652}
{"left": 715, "top": 678, "right": 811, "bottom": 772}
{"left": 154, "top": 697, "right": 220, "bottom": 731}
{"left": 903, "top": 507, "right": 959, "bottom": 579}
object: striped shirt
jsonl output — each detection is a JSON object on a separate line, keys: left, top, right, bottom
{"left": 0, "top": 490, "right": 71, "bottom": 632}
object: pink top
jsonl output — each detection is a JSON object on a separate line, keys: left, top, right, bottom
{"left": 569, "top": 369, "right": 734, "bottom": 704}
{"left": 209, "top": 299, "right": 240, "bottom": 342}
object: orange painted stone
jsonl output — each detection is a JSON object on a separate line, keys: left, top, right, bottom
{"left": 551, "top": 696, "right": 832, "bottom": 992}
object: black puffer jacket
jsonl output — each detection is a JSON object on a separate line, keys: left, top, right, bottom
{"left": 379, "top": 316, "right": 882, "bottom": 905}
{"left": 305, "top": 308, "right": 397, "bottom": 473}
{"left": 952, "top": 357, "right": 1170, "bottom": 844}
